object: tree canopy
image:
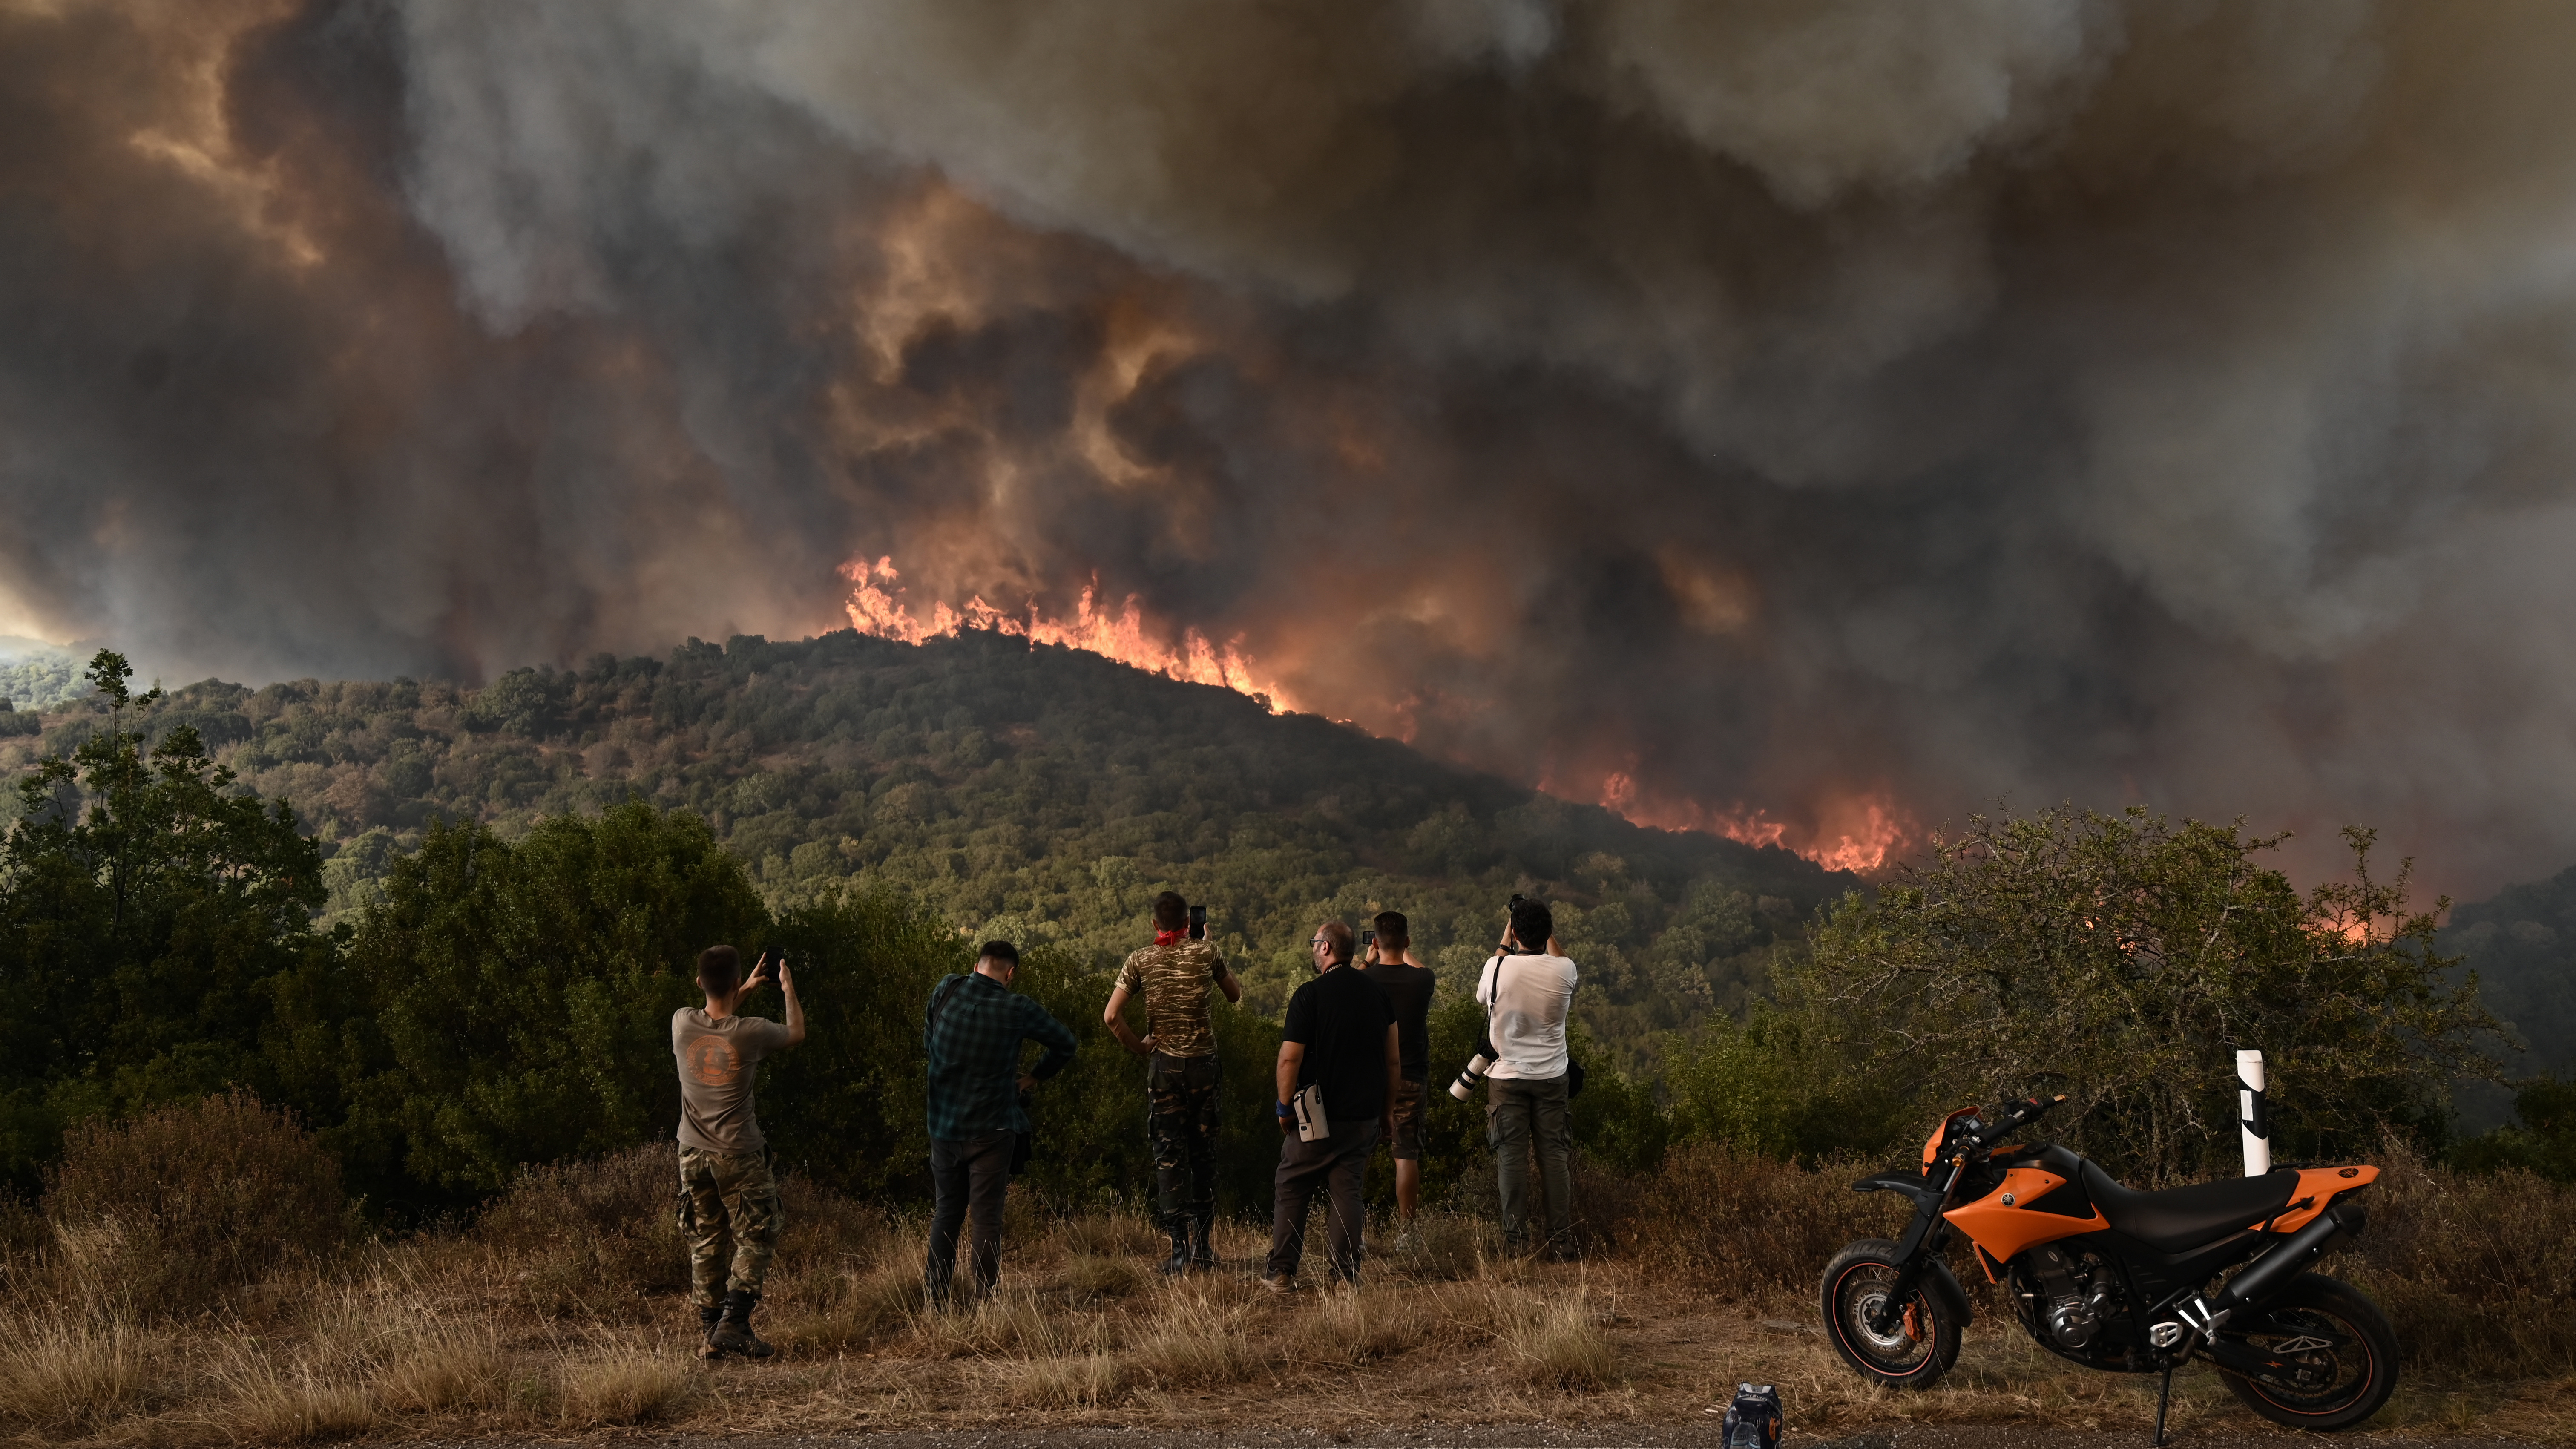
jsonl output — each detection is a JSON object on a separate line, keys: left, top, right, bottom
{"left": 1791, "top": 807, "right": 2496, "bottom": 1182}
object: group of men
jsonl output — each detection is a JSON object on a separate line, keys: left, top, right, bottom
{"left": 664, "top": 891, "right": 1579, "bottom": 1357}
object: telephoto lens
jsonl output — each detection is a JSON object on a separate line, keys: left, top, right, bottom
{"left": 1448, "top": 1053, "right": 1492, "bottom": 1102}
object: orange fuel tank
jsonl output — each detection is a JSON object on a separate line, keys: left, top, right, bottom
{"left": 1944, "top": 1168, "right": 2110, "bottom": 1277}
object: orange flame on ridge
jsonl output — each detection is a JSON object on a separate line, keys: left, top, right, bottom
{"left": 845, "top": 555, "right": 1913, "bottom": 875}
{"left": 842, "top": 558, "right": 1307, "bottom": 713}
{"left": 1601, "top": 772, "right": 1913, "bottom": 874}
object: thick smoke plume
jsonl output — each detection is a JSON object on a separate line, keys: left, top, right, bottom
{"left": 7, "top": 0, "right": 2576, "bottom": 891}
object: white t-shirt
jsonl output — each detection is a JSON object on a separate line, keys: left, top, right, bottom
{"left": 1474, "top": 951, "right": 1578, "bottom": 1080}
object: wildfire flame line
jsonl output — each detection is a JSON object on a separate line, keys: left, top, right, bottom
{"left": 843, "top": 557, "right": 1909, "bottom": 874}
{"left": 841, "top": 558, "right": 1305, "bottom": 712}
{"left": 1601, "top": 771, "right": 1910, "bottom": 874}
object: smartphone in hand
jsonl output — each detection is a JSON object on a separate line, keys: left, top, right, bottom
{"left": 1188, "top": 905, "right": 1208, "bottom": 940}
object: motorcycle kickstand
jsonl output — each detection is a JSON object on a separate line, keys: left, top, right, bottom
{"left": 2150, "top": 1363, "right": 2175, "bottom": 1447}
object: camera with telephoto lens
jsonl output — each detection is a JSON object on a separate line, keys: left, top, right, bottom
{"left": 1448, "top": 1048, "right": 1495, "bottom": 1102}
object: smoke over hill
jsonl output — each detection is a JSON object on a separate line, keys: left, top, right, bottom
{"left": 7, "top": 0, "right": 2576, "bottom": 890}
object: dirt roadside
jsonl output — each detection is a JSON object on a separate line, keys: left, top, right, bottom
{"left": 404, "top": 1430, "right": 2549, "bottom": 1449}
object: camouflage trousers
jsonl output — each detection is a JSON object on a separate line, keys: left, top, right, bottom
{"left": 1147, "top": 1052, "right": 1219, "bottom": 1230}
{"left": 677, "top": 1145, "right": 782, "bottom": 1310}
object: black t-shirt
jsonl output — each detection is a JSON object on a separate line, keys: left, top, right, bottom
{"left": 1362, "top": 961, "right": 1436, "bottom": 1082}
{"left": 1282, "top": 965, "right": 1396, "bottom": 1121}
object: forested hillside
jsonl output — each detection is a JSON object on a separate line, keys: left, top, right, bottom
{"left": 2444, "top": 867, "right": 2576, "bottom": 1079}
{"left": 0, "top": 637, "right": 83, "bottom": 716}
{"left": 0, "top": 629, "right": 1845, "bottom": 1059}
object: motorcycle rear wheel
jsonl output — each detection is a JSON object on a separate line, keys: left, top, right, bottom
{"left": 2215, "top": 1272, "right": 2398, "bottom": 1432}
{"left": 1820, "top": 1238, "right": 1962, "bottom": 1390}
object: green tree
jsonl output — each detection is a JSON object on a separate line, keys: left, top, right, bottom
{"left": 1792, "top": 807, "right": 2496, "bottom": 1182}
{"left": 2452, "top": 1075, "right": 2576, "bottom": 1182}
{"left": 0, "top": 650, "right": 329, "bottom": 1184}
{"left": 329, "top": 801, "right": 768, "bottom": 1196}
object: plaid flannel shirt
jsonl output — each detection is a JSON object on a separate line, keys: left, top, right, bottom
{"left": 923, "top": 970, "right": 1078, "bottom": 1142}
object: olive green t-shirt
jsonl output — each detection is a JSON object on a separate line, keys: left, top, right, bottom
{"left": 672, "top": 1008, "right": 794, "bottom": 1154}
{"left": 1113, "top": 940, "right": 1226, "bottom": 1058}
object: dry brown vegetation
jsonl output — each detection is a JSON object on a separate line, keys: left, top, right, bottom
{"left": 2, "top": 1116, "right": 2572, "bottom": 1446}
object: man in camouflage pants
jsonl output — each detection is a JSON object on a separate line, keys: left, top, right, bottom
{"left": 674, "top": 944, "right": 806, "bottom": 1358}
{"left": 1104, "top": 891, "right": 1242, "bottom": 1274}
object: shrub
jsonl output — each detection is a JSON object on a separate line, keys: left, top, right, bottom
{"left": 44, "top": 1089, "right": 348, "bottom": 1316}
{"left": 475, "top": 1145, "right": 687, "bottom": 1317}
{"left": 1623, "top": 1142, "right": 1898, "bottom": 1296}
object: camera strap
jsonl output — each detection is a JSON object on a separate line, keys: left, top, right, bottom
{"left": 926, "top": 972, "right": 967, "bottom": 1043}
{"left": 1484, "top": 949, "right": 1582, "bottom": 1095}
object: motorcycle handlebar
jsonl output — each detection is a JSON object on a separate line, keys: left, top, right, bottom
{"left": 1969, "top": 1093, "right": 2066, "bottom": 1146}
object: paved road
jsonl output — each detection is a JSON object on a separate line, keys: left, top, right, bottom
{"left": 413, "top": 1429, "right": 2542, "bottom": 1449}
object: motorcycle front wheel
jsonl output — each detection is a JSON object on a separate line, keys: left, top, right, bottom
{"left": 2215, "top": 1272, "right": 2399, "bottom": 1432}
{"left": 1820, "top": 1238, "right": 1962, "bottom": 1389}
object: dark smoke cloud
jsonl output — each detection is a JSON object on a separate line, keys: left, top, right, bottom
{"left": 7, "top": 0, "right": 2576, "bottom": 894}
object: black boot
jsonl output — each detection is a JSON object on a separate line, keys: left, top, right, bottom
{"left": 694, "top": 1302, "right": 724, "bottom": 1359}
{"left": 1161, "top": 1217, "right": 1192, "bottom": 1276}
{"left": 709, "top": 1288, "right": 774, "bottom": 1359}
{"left": 1189, "top": 1213, "right": 1216, "bottom": 1271}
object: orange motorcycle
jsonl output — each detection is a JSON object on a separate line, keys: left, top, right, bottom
{"left": 1820, "top": 1094, "right": 2395, "bottom": 1441}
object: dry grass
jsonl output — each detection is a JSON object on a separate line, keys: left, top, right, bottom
{"left": 0, "top": 1139, "right": 2562, "bottom": 1445}
{"left": 1126, "top": 1279, "right": 1269, "bottom": 1388}
{"left": 553, "top": 1343, "right": 697, "bottom": 1427}
{"left": 995, "top": 1348, "right": 1127, "bottom": 1409}
{"left": 370, "top": 1311, "right": 510, "bottom": 1413}
{"left": 205, "top": 1341, "right": 377, "bottom": 1443}
{"left": 0, "top": 1304, "right": 158, "bottom": 1434}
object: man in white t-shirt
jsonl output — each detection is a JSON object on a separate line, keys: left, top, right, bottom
{"left": 1475, "top": 896, "right": 1578, "bottom": 1259}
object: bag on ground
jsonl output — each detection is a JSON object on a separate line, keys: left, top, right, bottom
{"left": 1722, "top": 1383, "right": 1782, "bottom": 1449}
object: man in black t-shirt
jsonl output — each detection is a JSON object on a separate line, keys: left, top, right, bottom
{"left": 1264, "top": 920, "right": 1398, "bottom": 1290}
{"left": 1361, "top": 911, "right": 1435, "bottom": 1242}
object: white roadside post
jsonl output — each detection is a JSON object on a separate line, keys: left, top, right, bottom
{"left": 2237, "top": 1048, "right": 2269, "bottom": 1176}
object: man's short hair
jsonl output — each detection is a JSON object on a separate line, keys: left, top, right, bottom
{"left": 1373, "top": 910, "right": 1409, "bottom": 951}
{"left": 1317, "top": 920, "right": 1354, "bottom": 965}
{"left": 698, "top": 944, "right": 741, "bottom": 997}
{"left": 978, "top": 940, "right": 1021, "bottom": 968}
{"left": 1509, "top": 897, "right": 1554, "bottom": 951}
{"left": 1151, "top": 891, "right": 1188, "bottom": 931}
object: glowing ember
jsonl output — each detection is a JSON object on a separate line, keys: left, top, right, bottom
{"left": 1601, "top": 772, "right": 1913, "bottom": 874}
{"left": 842, "top": 558, "right": 1305, "bottom": 712}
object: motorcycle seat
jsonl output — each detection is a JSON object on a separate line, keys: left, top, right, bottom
{"left": 2076, "top": 1161, "right": 2297, "bottom": 1254}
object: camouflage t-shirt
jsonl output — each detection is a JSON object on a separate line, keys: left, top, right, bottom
{"left": 1113, "top": 940, "right": 1226, "bottom": 1058}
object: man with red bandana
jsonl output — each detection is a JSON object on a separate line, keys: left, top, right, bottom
{"left": 1106, "top": 890, "right": 1242, "bottom": 1274}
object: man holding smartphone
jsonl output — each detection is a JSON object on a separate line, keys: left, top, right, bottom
{"left": 1105, "top": 891, "right": 1242, "bottom": 1274}
{"left": 674, "top": 943, "right": 806, "bottom": 1358}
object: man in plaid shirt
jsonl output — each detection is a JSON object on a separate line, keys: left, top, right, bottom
{"left": 922, "top": 940, "right": 1078, "bottom": 1303}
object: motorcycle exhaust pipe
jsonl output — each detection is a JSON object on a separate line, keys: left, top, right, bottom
{"left": 2163, "top": 1195, "right": 2366, "bottom": 1344}
{"left": 2215, "top": 1194, "right": 2367, "bottom": 1314}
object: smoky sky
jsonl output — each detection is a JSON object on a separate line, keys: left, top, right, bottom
{"left": 8, "top": 0, "right": 2576, "bottom": 896}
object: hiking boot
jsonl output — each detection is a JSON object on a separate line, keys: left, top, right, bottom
{"left": 693, "top": 1302, "right": 725, "bottom": 1359}
{"left": 1161, "top": 1218, "right": 1193, "bottom": 1276}
{"left": 1188, "top": 1214, "right": 1216, "bottom": 1272}
{"left": 708, "top": 1288, "right": 774, "bottom": 1359}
